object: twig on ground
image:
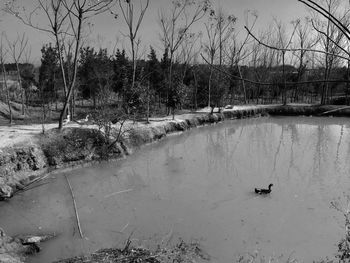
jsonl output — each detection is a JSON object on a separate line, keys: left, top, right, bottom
{"left": 64, "top": 174, "right": 84, "bottom": 239}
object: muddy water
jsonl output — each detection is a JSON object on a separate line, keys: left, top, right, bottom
{"left": 1, "top": 116, "right": 350, "bottom": 262}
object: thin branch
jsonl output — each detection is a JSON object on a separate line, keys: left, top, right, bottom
{"left": 298, "top": 0, "right": 350, "bottom": 40}
{"left": 310, "top": 19, "right": 349, "bottom": 57}
{"left": 200, "top": 53, "right": 350, "bottom": 86}
{"left": 65, "top": 174, "right": 84, "bottom": 239}
{"left": 245, "top": 26, "right": 350, "bottom": 61}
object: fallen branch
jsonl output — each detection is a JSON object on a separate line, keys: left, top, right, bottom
{"left": 64, "top": 174, "right": 83, "bottom": 239}
{"left": 120, "top": 222, "right": 129, "bottom": 233}
{"left": 16, "top": 182, "right": 51, "bottom": 194}
{"left": 104, "top": 188, "right": 133, "bottom": 198}
{"left": 319, "top": 106, "right": 350, "bottom": 115}
{"left": 23, "top": 174, "right": 50, "bottom": 189}
{"left": 13, "top": 174, "right": 51, "bottom": 196}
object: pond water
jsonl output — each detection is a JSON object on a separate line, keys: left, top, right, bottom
{"left": 1, "top": 116, "right": 350, "bottom": 262}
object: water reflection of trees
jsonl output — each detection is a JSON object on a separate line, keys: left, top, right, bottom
{"left": 272, "top": 124, "right": 284, "bottom": 178}
{"left": 266, "top": 119, "right": 348, "bottom": 193}
{"left": 312, "top": 124, "right": 328, "bottom": 184}
{"left": 163, "top": 118, "right": 350, "bottom": 200}
{"left": 335, "top": 125, "right": 344, "bottom": 173}
{"left": 206, "top": 130, "right": 225, "bottom": 173}
{"left": 164, "top": 145, "right": 186, "bottom": 182}
{"left": 287, "top": 123, "right": 301, "bottom": 181}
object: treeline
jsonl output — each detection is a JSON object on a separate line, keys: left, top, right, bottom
{"left": 0, "top": 63, "right": 37, "bottom": 105}
{"left": 3, "top": 0, "right": 350, "bottom": 127}
{"left": 3, "top": 44, "right": 349, "bottom": 123}
{"left": 37, "top": 43, "right": 350, "bottom": 118}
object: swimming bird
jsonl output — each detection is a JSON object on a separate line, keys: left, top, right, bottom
{"left": 255, "top": 184, "right": 273, "bottom": 194}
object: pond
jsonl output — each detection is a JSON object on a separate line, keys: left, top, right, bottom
{"left": 1, "top": 116, "right": 350, "bottom": 262}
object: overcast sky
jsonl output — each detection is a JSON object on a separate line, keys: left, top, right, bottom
{"left": 0, "top": 0, "right": 308, "bottom": 64}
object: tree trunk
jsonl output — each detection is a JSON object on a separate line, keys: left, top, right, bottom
{"left": 2, "top": 64, "right": 12, "bottom": 124}
{"left": 58, "top": 11, "right": 83, "bottom": 129}
{"left": 294, "top": 51, "right": 304, "bottom": 103}
{"left": 208, "top": 59, "right": 214, "bottom": 107}
{"left": 192, "top": 68, "right": 198, "bottom": 111}
{"left": 41, "top": 84, "right": 46, "bottom": 133}
{"left": 167, "top": 53, "right": 174, "bottom": 115}
{"left": 237, "top": 64, "right": 247, "bottom": 104}
{"left": 146, "top": 81, "right": 150, "bottom": 124}
{"left": 347, "top": 58, "right": 350, "bottom": 105}
{"left": 15, "top": 62, "right": 25, "bottom": 115}
{"left": 130, "top": 35, "right": 137, "bottom": 100}
{"left": 55, "top": 34, "right": 70, "bottom": 122}
{"left": 282, "top": 51, "right": 287, "bottom": 105}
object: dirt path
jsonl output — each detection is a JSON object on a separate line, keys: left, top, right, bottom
{"left": 0, "top": 104, "right": 284, "bottom": 149}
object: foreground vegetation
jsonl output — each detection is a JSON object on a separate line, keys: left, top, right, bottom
{"left": 54, "top": 239, "right": 211, "bottom": 263}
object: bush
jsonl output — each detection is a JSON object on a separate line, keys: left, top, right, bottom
{"left": 40, "top": 128, "right": 118, "bottom": 166}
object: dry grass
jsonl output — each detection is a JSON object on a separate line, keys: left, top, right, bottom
{"left": 54, "top": 239, "right": 210, "bottom": 263}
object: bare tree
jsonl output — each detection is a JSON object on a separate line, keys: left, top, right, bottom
{"left": 5, "top": 0, "right": 113, "bottom": 129}
{"left": 57, "top": 0, "right": 113, "bottom": 129}
{"left": 0, "top": 33, "right": 12, "bottom": 124}
{"left": 6, "top": 33, "right": 28, "bottom": 115}
{"left": 159, "top": 0, "right": 210, "bottom": 115}
{"left": 225, "top": 10, "right": 258, "bottom": 104}
{"left": 191, "top": 61, "right": 199, "bottom": 110}
{"left": 273, "top": 19, "right": 299, "bottom": 105}
{"left": 202, "top": 7, "right": 236, "bottom": 110}
{"left": 290, "top": 18, "right": 316, "bottom": 102}
{"left": 113, "top": 0, "right": 150, "bottom": 94}
{"left": 202, "top": 10, "right": 219, "bottom": 108}
{"left": 177, "top": 32, "right": 201, "bottom": 83}
{"left": 249, "top": 28, "right": 279, "bottom": 103}
{"left": 4, "top": 0, "right": 71, "bottom": 116}
{"left": 309, "top": 0, "right": 349, "bottom": 104}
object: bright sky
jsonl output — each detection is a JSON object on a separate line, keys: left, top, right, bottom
{"left": 0, "top": 0, "right": 308, "bottom": 64}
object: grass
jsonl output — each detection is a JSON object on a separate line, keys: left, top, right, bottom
{"left": 53, "top": 239, "right": 210, "bottom": 263}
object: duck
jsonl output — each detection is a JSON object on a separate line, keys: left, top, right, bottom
{"left": 255, "top": 184, "right": 273, "bottom": 194}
